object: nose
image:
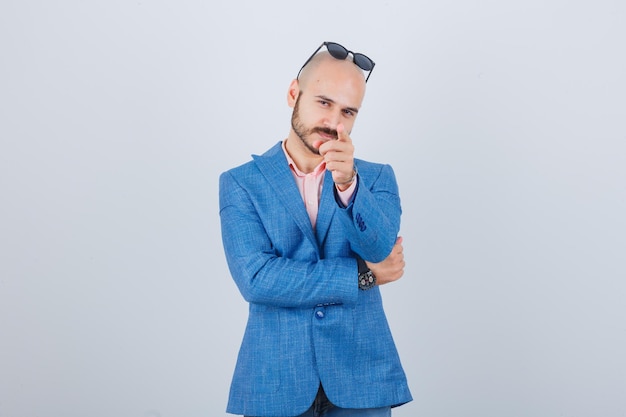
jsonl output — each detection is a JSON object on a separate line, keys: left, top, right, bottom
{"left": 323, "top": 109, "right": 343, "bottom": 130}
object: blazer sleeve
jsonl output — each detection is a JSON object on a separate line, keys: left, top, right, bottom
{"left": 219, "top": 170, "right": 359, "bottom": 309}
{"left": 336, "top": 162, "right": 402, "bottom": 263}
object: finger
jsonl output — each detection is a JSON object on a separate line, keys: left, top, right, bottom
{"left": 336, "top": 123, "right": 351, "bottom": 142}
{"left": 313, "top": 140, "right": 324, "bottom": 153}
{"left": 393, "top": 236, "right": 403, "bottom": 251}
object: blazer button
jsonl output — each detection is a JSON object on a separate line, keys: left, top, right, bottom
{"left": 315, "top": 310, "right": 325, "bottom": 319}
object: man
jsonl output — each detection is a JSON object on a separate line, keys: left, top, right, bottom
{"left": 219, "top": 41, "right": 412, "bottom": 417}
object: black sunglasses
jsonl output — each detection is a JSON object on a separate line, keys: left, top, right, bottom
{"left": 296, "top": 41, "right": 376, "bottom": 82}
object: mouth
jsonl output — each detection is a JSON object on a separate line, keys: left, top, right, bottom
{"left": 313, "top": 128, "right": 338, "bottom": 140}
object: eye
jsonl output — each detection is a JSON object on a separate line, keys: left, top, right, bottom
{"left": 318, "top": 99, "right": 329, "bottom": 106}
{"left": 343, "top": 109, "right": 355, "bottom": 117}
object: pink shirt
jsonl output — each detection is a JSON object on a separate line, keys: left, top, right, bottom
{"left": 282, "top": 141, "right": 356, "bottom": 229}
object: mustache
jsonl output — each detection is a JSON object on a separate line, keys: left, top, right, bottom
{"left": 311, "top": 127, "right": 338, "bottom": 139}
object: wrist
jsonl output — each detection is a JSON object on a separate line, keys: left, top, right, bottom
{"left": 334, "top": 167, "right": 357, "bottom": 189}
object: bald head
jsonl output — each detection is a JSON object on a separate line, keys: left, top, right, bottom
{"left": 298, "top": 51, "right": 367, "bottom": 92}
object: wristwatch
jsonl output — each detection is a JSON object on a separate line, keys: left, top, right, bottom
{"left": 357, "top": 257, "right": 376, "bottom": 290}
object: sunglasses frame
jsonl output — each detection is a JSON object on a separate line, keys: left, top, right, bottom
{"left": 296, "top": 41, "right": 376, "bottom": 83}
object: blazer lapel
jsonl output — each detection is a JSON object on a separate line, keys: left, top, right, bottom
{"left": 252, "top": 143, "right": 319, "bottom": 251}
{"left": 315, "top": 170, "right": 337, "bottom": 249}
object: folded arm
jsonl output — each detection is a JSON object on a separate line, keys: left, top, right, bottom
{"left": 219, "top": 171, "right": 358, "bottom": 309}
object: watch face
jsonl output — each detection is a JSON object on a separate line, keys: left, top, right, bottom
{"left": 359, "top": 270, "right": 376, "bottom": 290}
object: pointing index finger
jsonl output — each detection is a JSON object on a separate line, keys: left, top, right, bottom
{"left": 336, "top": 123, "right": 350, "bottom": 142}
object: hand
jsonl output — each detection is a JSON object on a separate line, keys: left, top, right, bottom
{"left": 317, "top": 124, "right": 355, "bottom": 191}
{"left": 366, "top": 236, "right": 405, "bottom": 285}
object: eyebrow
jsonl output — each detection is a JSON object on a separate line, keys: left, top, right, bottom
{"left": 315, "top": 95, "right": 359, "bottom": 115}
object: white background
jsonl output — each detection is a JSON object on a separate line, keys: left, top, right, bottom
{"left": 1, "top": 1, "right": 625, "bottom": 416}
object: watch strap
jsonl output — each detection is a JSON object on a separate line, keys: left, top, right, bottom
{"left": 357, "top": 257, "right": 369, "bottom": 274}
{"left": 356, "top": 256, "right": 376, "bottom": 290}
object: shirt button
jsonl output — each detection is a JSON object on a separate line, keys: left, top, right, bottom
{"left": 315, "top": 310, "right": 325, "bottom": 319}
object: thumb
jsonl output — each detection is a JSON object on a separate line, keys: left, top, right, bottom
{"left": 312, "top": 139, "right": 324, "bottom": 149}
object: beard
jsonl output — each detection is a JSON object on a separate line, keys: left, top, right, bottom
{"left": 291, "top": 95, "right": 338, "bottom": 155}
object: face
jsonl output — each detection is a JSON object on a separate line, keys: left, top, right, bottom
{"left": 290, "top": 94, "right": 336, "bottom": 155}
{"left": 288, "top": 56, "right": 366, "bottom": 156}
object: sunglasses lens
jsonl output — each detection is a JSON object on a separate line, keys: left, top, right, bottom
{"left": 353, "top": 54, "right": 374, "bottom": 71}
{"left": 326, "top": 42, "right": 349, "bottom": 60}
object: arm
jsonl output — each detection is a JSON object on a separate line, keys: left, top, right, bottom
{"left": 367, "top": 236, "right": 406, "bottom": 286}
{"left": 318, "top": 125, "right": 402, "bottom": 263}
{"left": 219, "top": 170, "right": 358, "bottom": 309}
{"left": 335, "top": 163, "right": 402, "bottom": 263}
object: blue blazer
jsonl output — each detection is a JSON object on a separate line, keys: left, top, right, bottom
{"left": 219, "top": 142, "right": 412, "bottom": 416}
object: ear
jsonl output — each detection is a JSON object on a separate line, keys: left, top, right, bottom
{"left": 286, "top": 79, "right": 300, "bottom": 108}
